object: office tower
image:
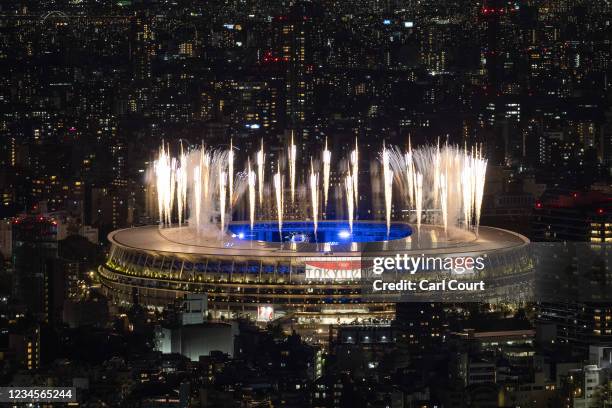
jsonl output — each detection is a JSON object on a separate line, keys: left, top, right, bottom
{"left": 533, "top": 191, "right": 612, "bottom": 351}
{"left": 12, "top": 215, "right": 58, "bottom": 322}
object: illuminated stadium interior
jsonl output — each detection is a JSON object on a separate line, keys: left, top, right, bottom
{"left": 227, "top": 221, "right": 412, "bottom": 243}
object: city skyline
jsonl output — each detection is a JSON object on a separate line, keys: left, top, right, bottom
{"left": 0, "top": 0, "right": 612, "bottom": 407}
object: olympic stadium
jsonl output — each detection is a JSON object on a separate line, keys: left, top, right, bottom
{"left": 98, "top": 221, "right": 532, "bottom": 325}
{"left": 98, "top": 141, "right": 533, "bottom": 332}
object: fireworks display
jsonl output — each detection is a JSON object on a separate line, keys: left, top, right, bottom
{"left": 152, "top": 138, "right": 487, "bottom": 241}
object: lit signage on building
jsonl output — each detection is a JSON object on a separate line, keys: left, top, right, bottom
{"left": 305, "top": 258, "right": 362, "bottom": 280}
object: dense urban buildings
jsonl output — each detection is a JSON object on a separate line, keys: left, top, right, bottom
{"left": 1, "top": 0, "right": 612, "bottom": 406}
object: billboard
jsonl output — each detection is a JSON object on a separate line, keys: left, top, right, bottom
{"left": 257, "top": 305, "right": 274, "bottom": 322}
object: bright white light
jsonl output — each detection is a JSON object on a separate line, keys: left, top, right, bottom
{"left": 338, "top": 230, "right": 351, "bottom": 238}
{"left": 288, "top": 133, "right": 297, "bottom": 202}
{"left": 403, "top": 21, "right": 414, "bottom": 28}
{"left": 322, "top": 138, "right": 331, "bottom": 207}
{"left": 247, "top": 160, "right": 256, "bottom": 230}
{"left": 238, "top": 232, "right": 245, "bottom": 239}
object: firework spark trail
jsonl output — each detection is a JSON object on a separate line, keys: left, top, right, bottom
{"left": 415, "top": 172, "right": 423, "bottom": 231}
{"left": 322, "top": 138, "right": 331, "bottom": 210}
{"left": 200, "top": 149, "right": 211, "bottom": 229}
{"left": 219, "top": 165, "right": 227, "bottom": 234}
{"left": 155, "top": 166, "right": 163, "bottom": 226}
{"left": 382, "top": 143, "right": 393, "bottom": 235}
{"left": 162, "top": 152, "right": 173, "bottom": 226}
{"left": 405, "top": 151, "right": 415, "bottom": 207}
{"left": 175, "top": 143, "right": 188, "bottom": 227}
{"left": 247, "top": 159, "right": 256, "bottom": 231}
{"left": 345, "top": 171, "right": 354, "bottom": 234}
{"left": 228, "top": 139, "right": 234, "bottom": 208}
{"left": 176, "top": 162, "right": 186, "bottom": 227}
{"left": 472, "top": 148, "right": 478, "bottom": 226}
{"left": 406, "top": 136, "right": 415, "bottom": 207}
{"left": 230, "top": 171, "right": 247, "bottom": 209}
{"left": 257, "top": 139, "right": 265, "bottom": 205}
{"left": 445, "top": 147, "right": 456, "bottom": 232}
{"left": 157, "top": 149, "right": 166, "bottom": 226}
{"left": 351, "top": 138, "right": 359, "bottom": 211}
{"left": 157, "top": 147, "right": 176, "bottom": 227}
{"left": 474, "top": 155, "right": 487, "bottom": 235}
{"left": 433, "top": 141, "right": 440, "bottom": 208}
{"left": 168, "top": 157, "right": 177, "bottom": 226}
{"left": 193, "top": 166, "right": 201, "bottom": 232}
{"left": 453, "top": 149, "right": 463, "bottom": 230}
{"left": 440, "top": 173, "right": 448, "bottom": 235}
{"left": 288, "top": 132, "right": 297, "bottom": 203}
{"left": 461, "top": 153, "right": 473, "bottom": 229}
{"left": 440, "top": 143, "right": 450, "bottom": 226}
{"left": 310, "top": 161, "right": 319, "bottom": 236}
{"left": 154, "top": 144, "right": 170, "bottom": 226}
{"left": 274, "top": 170, "right": 283, "bottom": 238}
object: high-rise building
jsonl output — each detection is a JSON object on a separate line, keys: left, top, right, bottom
{"left": 532, "top": 191, "right": 611, "bottom": 242}
{"left": 12, "top": 215, "right": 58, "bottom": 321}
{"left": 479, "top": 0, "right": 520, "bottom": 92}
{"left": 130, "top": 13, "right": 153, "bottom": 82}
{"left": 419, "top": 21, "right": 452, "bottom": 74}
{"left": 8, "top": 325, "right": 40, "bottom": 371}
{"left": 533, "top": 191, "right": 612, "bottom": 351}
{"left": 271, "top": 4, "right": 319, "bottom": 141}
{"left": 561, "top": 364, "right": 609, "bottom": 408}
